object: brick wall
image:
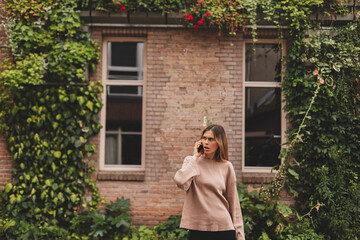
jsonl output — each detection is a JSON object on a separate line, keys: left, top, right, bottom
{"left": 89, "top": 26, "right": 283, "bottom": 226}
{"left": 0, "top": 0, "right": 12, "bottom": 191}
{"left": 0, "top": 5, "right": 290, "bottom": 225}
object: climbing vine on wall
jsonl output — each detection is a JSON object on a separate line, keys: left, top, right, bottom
{"left": 281, "top": 22, "right": 360, "bottom": 239}
{"left": 0, "top": 0, "right": 102, "bottom": 237}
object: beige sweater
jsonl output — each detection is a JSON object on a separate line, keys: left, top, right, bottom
{"left": 174, "top": 155, "right": 245, "bottom": 240}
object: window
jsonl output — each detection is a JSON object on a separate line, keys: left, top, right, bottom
{"left": 243, "top": 42, "right": 285, "bottom": 171}
{"left": 100, "top": 39, "right": 145, "bottom": 170}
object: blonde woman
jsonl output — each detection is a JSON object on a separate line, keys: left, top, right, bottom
{"left": 174, "top": 124, "right": 245, "bottom": 240}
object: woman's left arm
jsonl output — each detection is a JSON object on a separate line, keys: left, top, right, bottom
{"left": 225, "top": 164, "right": 245, "bottom": 240}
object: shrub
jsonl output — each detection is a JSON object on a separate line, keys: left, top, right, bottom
{"left": 123, "top": 215, "right": 187, "bottom": 240}
{"left": 70, "top": 197, "right": 132, "bottom": 239}
{"left": 238, "top": 184, "right": 324, "bottom": 240}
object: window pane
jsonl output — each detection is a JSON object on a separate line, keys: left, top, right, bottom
{"left": 106, "top": 86, "right": 142, "bottom": 165}
{"left": 105, "top": 134, "right": 119, "bottom": 164}
{"left": 111, "top": 42, "right": 137, "bottom": 67}
{"left": 108, "top": 42, "right": 144, "bottom": 81}
{"left": 245, "top": 87, "right": 281, "bottom": 167}
{"left": 122, "top": 134, "right": 141, "bottom": 165}
{"left": 245, "top": 43, "right": 281, "bottom": 82}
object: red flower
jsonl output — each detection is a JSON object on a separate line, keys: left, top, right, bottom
{"left": 186, "top": 13, "right": 190, "bottom": 17}
{"left": 199, "top": 0, "right": 204, "bottom": 3}
{"left": 201, "top": 18, "right": 205, "bottom": 21}
{"left": 194, "top": 25, "right": 198, "bottom": 29}
{"left": 120, "top": 6, "right": 126, "bottom": 11}
{"left": 197, "top": 4, "right": 201, "bottom": 7}
{"left": 193, "top": 9, "right": 197, "bottom": 13}
{"left": 198, "top": 20, "right": 203, "bottom": 25}
{"left": 206, "top": 11, "right": 211, "bottom": 16}
{"left": 186, "top": 14, "right": 194, "bottom": 20}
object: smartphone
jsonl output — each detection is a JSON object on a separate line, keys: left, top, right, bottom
{"left": 197, "top": 143, "right": 203, "bottom": 153}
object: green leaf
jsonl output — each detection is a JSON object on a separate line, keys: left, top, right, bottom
{"left": 74, "top": 140, "right": 82, "bottom": 148}
{"left": 5, "top": 183, "right": 12, "bottom": 193}
{"left": 52, "top": 162, "right": 57, "bottom": 172}
{"left": 53, "top": 121, "right": 59, "bottom": 129}
{"left": 77, "top": 96, "right": 85, "bottom": 106}
{"left": 86, "top": 101, "right": 93, "bottom": 111}
{"left": 45, "top": 179, "right": 51, "bottom": 187}
{"left": 70, "top": 193, "right": 77, "bottom": 202}
{"left": 52, "top": 183, "right": 58, "bottom": 190}
{"left": 32, "top": 176, "right": 38, "bottom": 183}
{"left": 277, "top": 202, "right": 292, "bottom": 218}
{"left": 288, "top": 168, "right": 299, "bottom": 180}
{"left": 54, "top": 151, "right": 62, "bottom": 158}
{"left": 333, "top": 62, "right": 342, "bottom": 72}
{"left": 34, "top": 133, "right": 40, "bottom": 142}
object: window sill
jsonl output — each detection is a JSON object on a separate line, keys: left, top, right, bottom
{"left": 241, "top": 172, "right": 275, "bottom": 184}
{"left": 97, "top": 170, "right": 145, "bottom": 181}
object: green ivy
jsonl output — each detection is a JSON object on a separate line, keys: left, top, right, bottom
{"left": 0, "top": 82, "right": 102, "bottom": 224}
{"left": 0, "top": 0, "right": 103, "bottom": 238}
{"left": 0, "top": 53, "right": 46, "bottom": 89}
{"left": 282, "top": 22, "right": 360, "bottom": 239}
{"left": 5, "top": 0, "right": 99, "bottom": 83}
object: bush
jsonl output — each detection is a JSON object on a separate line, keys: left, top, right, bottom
{"left": 70, "top": 197, "right": 132, "bottom": 239}
{"left": 123, "top": 215, "right": 188, "bottom": 240}
{"left": 283, "top": 22, "right": 360, "bottom": 239}
{"left": 238, "top": 184, "right": 323, "bottom": 240}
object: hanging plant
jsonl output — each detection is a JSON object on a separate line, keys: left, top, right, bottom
{"left": 184, "top": 0, "right": 246, "bottom": 35}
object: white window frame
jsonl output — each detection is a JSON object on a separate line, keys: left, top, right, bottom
{"left": 99, "top": 37, "right": 146, "bottom": 171}
{"left": 242, "top": 39, "right": 287, "bottom": 173}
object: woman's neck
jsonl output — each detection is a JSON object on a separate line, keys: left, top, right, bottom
{"left": 204, "top": 153, "right": 215, "bottom": 160}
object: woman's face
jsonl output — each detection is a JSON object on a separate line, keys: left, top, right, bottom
{"left": 202, "top": 130, "right": 219, "bottom": 157}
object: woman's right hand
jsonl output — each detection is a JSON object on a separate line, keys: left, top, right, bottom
{"left": 193, "top": 139, "right": 203, "bottom": 159}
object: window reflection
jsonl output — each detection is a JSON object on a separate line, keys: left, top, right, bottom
{"left": 245, "top": 44, "right": 281, "bottom": 82}
{"left": 244, "top": 43, "right": 282, "bottom": 168}
{"left": 245, "top": 88, "right": 281, "bottom": 167}
{"left": 107, "top": 42, "right": 144, "bottom": 81}
{"left": 105, "top": 86, "right": 142, "bottom": 165}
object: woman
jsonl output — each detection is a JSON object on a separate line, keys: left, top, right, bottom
{"left": 174, "top": 124, "right": 245, "bottom": 240}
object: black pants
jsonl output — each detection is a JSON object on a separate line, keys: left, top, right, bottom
{"left": 188, "top": 230, "right": 236, "bottom": 240}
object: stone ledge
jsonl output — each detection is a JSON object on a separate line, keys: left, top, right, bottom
{"left": 241, "top": 173, "right": 275, "bottom": 184}
{"left": 97, "top": 170, "right": 145, "bottom": 181}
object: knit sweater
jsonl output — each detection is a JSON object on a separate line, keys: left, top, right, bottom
{"left": 174, "top": 155, "right": 245, "bottom": 240}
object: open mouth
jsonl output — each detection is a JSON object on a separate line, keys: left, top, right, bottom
{"left": 204, "top": 146, "right": 210, "bottom": 151}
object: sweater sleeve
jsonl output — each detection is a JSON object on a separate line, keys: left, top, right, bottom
{"left": 225, "top": 164, "right": 245, "bottom": 240}
{"left": 173, "top": 156, "right": 200, "bottom": 191}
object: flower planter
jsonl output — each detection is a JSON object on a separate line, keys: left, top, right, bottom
{"left": 79, "top": 10, "right": 184, "bottom": 25}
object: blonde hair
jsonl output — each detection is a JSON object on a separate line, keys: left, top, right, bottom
{"left": 201, "top": 124, "right": 228, "bottom": 162}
